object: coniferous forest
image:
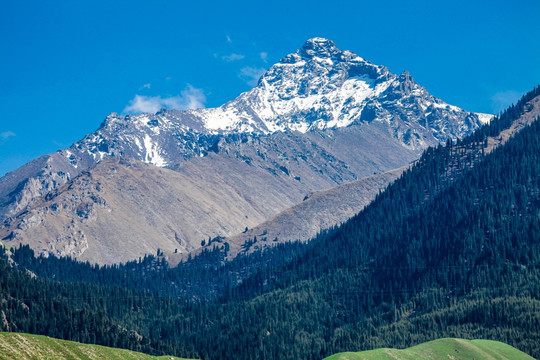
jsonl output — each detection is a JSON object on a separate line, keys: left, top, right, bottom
{"left": 1, "top": 86, "right": 540, "bottom": 359}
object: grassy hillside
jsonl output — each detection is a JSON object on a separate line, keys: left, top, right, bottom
{"left": 324, "top": 338, "right": 535, "bottom": 360}
{"left": 0, "top": 332, "right": 191, "bottom": 360}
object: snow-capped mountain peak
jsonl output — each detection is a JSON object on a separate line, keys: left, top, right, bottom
{"left": 62, "top": 38, "right": 488, "bottom": 171}
{"left": 260, "top": 37, "right": 388, "bottom": 97}
{"left": 0, "top": 38, "right": 495, "bottom": 263}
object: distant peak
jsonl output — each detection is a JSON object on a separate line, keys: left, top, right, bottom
{"left": 299, "top": 37, "right": 340, "bottom": 58}
{"left": 305, "top": 37, "right": 334, "bottom": 45}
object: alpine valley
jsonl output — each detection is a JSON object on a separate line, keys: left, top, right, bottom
{"left": 1, "top": 38, "right": 539, "bottom": 360}
{"left": 0, "top": 38, "right": 490, "bottom": 264}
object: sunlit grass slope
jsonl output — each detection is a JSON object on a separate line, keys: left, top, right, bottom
{"left": 324, "top": 338, "right": 535, "bottom": 360}
{"left": 0, "top": 332, "right": 193, "bottom": 360}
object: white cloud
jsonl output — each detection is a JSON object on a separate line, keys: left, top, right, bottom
{"left": 491, "top": 90, "right": 521, "bottom": 113}
{"left": 260, "top": 52, "right": 268, "bottom": 62}
{"left": 178, "top": 85, "right": 207, "bottom": 109}
{"left": 123, "top": 85, "right": 206, "bottom": 114}
{"left": 1, "top": 131, "right": 16, "bottom": 140}
{"left": 141, "top": 83, "right": 151, "bottom": 89}
{"left": 226, "top": 34, "right": 232, "bottom": 43}
{"left": 124, "top": 95, "right": 162, "bottom": 114}
{"left": 222, "top": 53, "right": 245, "bottom": 62}
{"left": 239, "top": 67, "right": 266, "bottom": 87}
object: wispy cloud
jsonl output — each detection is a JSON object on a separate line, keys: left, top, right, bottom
{"left": 491, "top": 90, "right": 521, "bottom": 113}
{"left": 123, "top": 85, "right": 206, "bottom": 114}
{"left": 222, "top": 53, "right": 245, "bottom": 62}
{"left": 260, "top": 52, "right": 268, "bottom": 62}
{"left": 226, "top": 34, "right": 232, "bottom": 43}
{"left": 52, "top": 140, "right": 71, "bottom": 148}
{"left": 239, "top": 67, "right": 266, "bottom": 87}
{"left": 140, "top": 83, "right": 151, "bottom": 89}
{"left": 1, "top": 131, "right": 16, "bottom": 140}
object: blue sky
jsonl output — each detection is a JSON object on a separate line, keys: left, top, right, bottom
{"left": 1, "top": 0, "right": 540, "bottom": 177}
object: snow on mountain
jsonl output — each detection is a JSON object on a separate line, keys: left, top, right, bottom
{"left": 63, "top": 37, "right": 488, "bottom": 171}
{"left": 198, "top": 37, "right": 392, "bottom": 133}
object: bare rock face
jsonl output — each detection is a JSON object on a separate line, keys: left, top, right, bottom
{"left": 0, "top": 38, "right": 491, "bottom": 264}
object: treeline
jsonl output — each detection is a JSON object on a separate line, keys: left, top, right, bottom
{"left": 1, "top": 86, "right": 540, "bottom": 359}
{"left": 10, "top": 238, "right": 308, "bottom": 301}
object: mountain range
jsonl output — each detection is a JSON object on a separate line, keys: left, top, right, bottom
{"left": 0, "top": 38, "right": 491, "bottom": 264}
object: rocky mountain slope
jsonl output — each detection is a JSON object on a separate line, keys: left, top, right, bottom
{"left": 0, "top": 38, "right": 490, "bottom": 264}
{"left": 226, "top": 165, "right": 407, "bottom": 256}
{"left": 2, "top": 157, "right": 301, "bottom": 264}
{"left": 0, "top": 128, "right": 418, "bottom": 264}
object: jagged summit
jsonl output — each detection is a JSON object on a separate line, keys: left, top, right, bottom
{"left": 298, "top": 37, "right": 341, "bottom": 59}
{"left": 261, "top": 38, "right": 386, "bottom": 98}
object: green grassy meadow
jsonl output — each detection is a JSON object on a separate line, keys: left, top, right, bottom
{"left": 324, "top": 338, "right": 535, "bottom": 360}
{"left": 0, "top": 332, "right": 192, "bottom": 360}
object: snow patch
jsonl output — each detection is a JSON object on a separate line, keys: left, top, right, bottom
{"left": 475, "top": 112, "right": 494, "bottom": 124}
{"left": 143, "top": 134, "right": 167, "bottom": 167}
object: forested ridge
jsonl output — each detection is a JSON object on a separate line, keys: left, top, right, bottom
{"left": 1, "top": 86, "right": 539, "bottom": 359}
